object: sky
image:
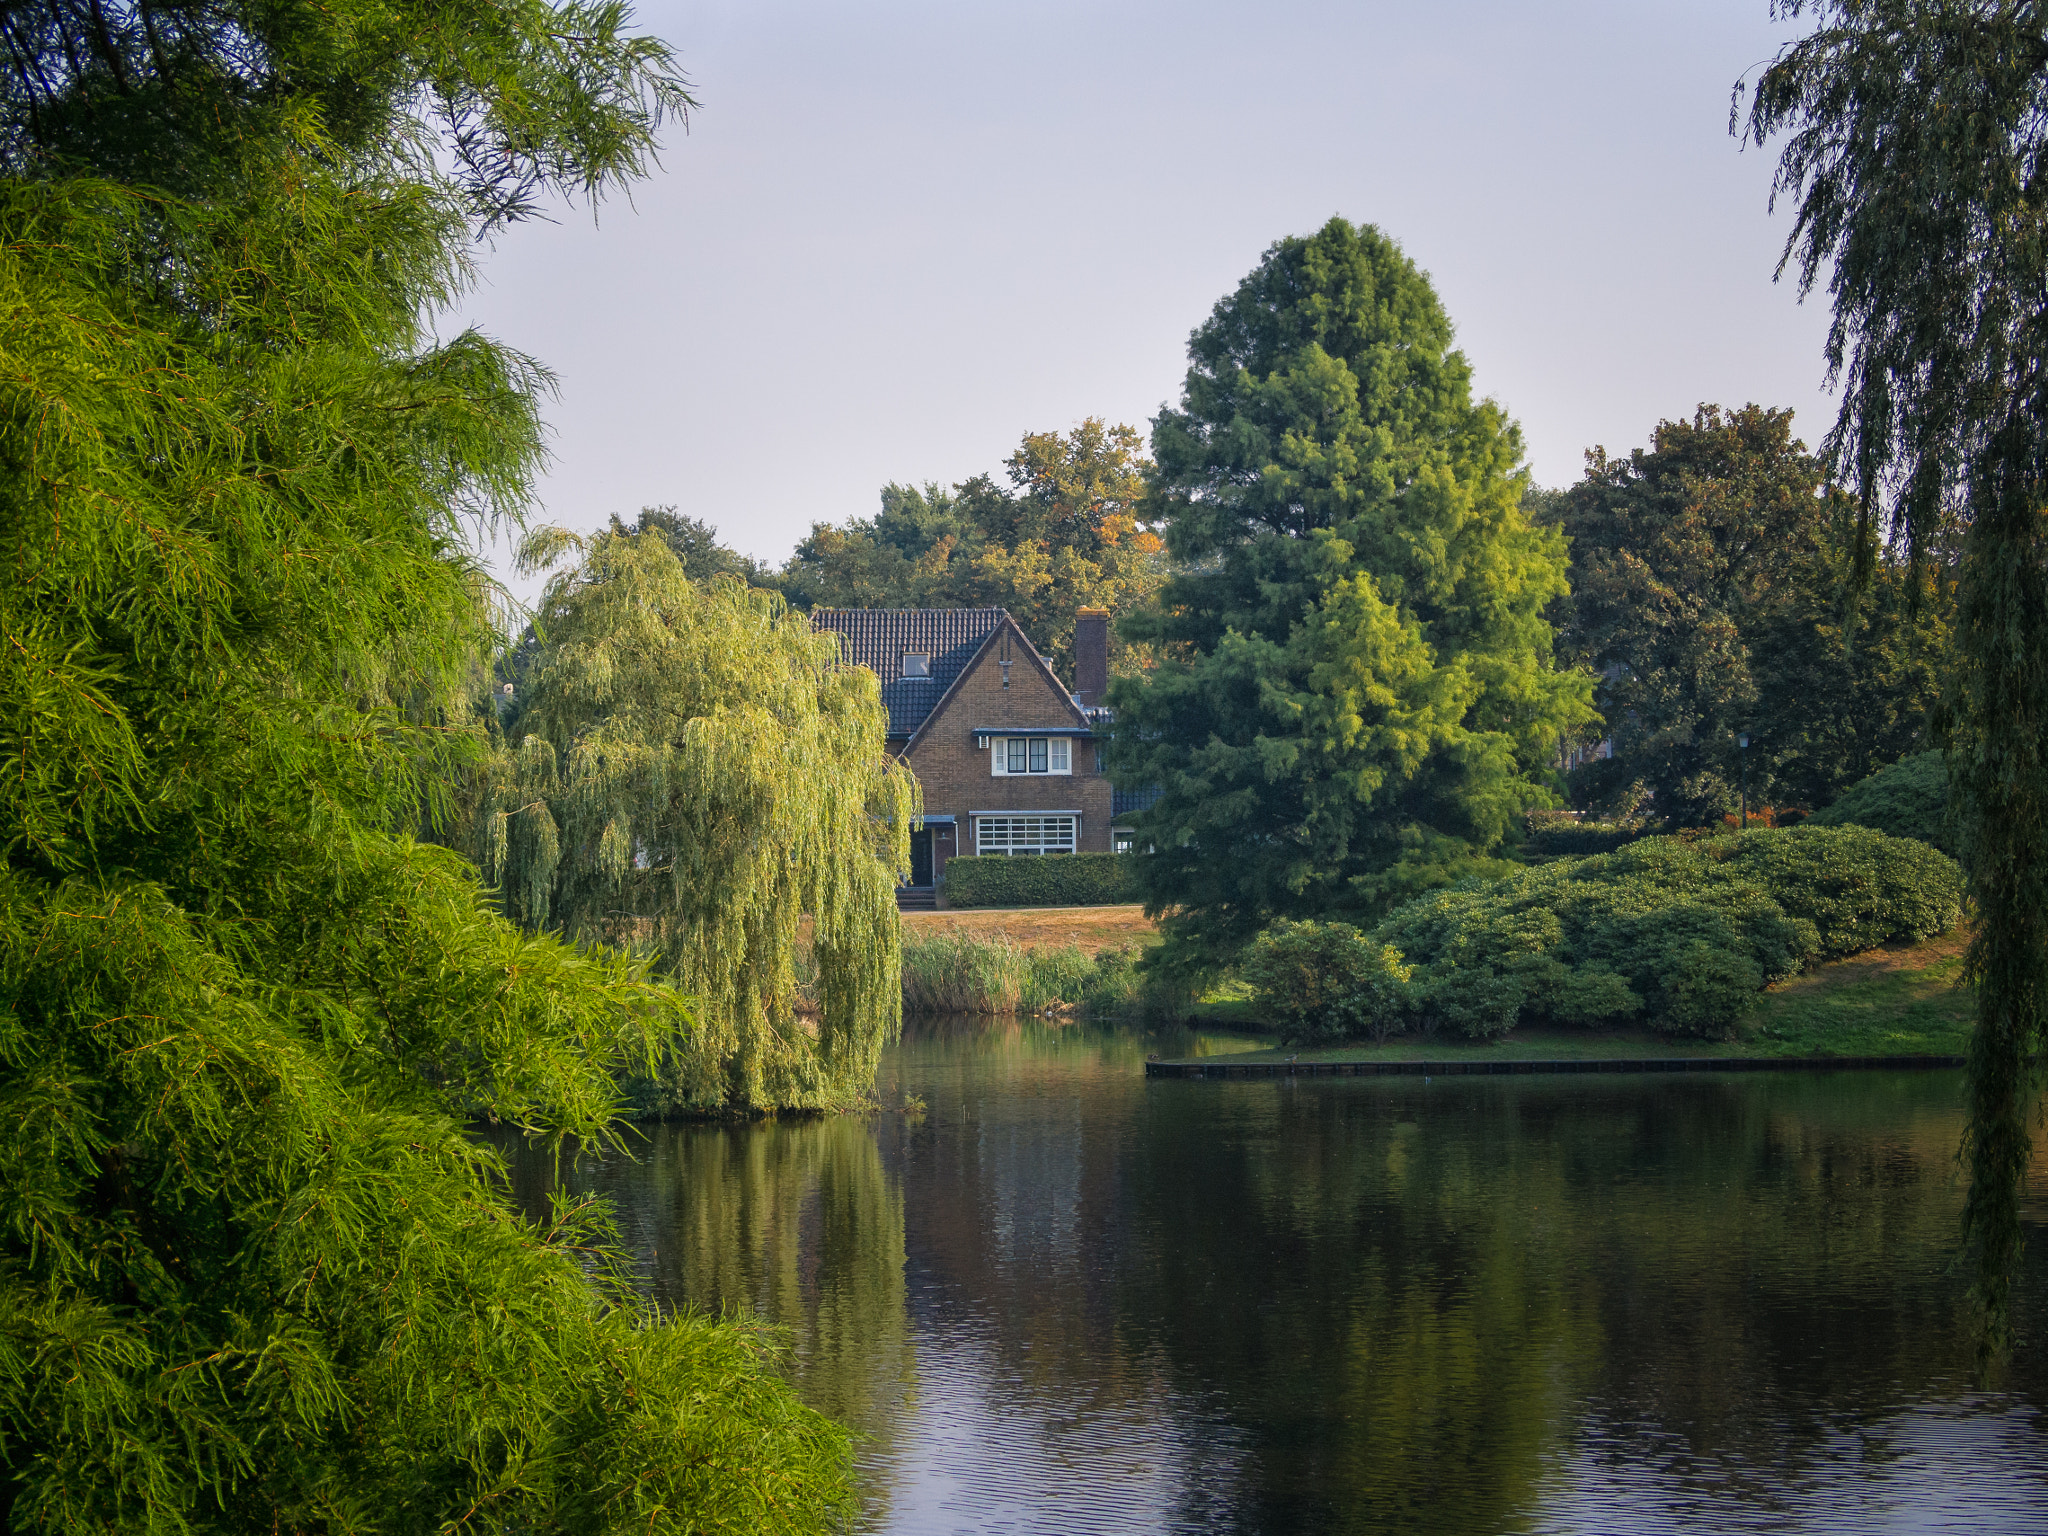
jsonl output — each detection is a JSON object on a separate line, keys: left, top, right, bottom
{"left": 454, "top": 0, "right": 1836, "bottom": 589}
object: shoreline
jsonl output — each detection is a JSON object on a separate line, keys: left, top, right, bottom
{"left": 1145, "top": 1051, "right": 1965, "bottom": 1079}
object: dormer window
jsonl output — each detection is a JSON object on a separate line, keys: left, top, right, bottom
{"left": 901, "top": 652, "right": 930, "bottom": 679}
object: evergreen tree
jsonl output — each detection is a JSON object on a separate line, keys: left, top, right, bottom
{"left": 1110, "top": 218, "right": 1596, "bottom": 970}
{"left": 466, "top": 527, "right": 916, "bottom": 1115}
{"left": 1555, "top": 405, "right": 1952, "bottom": 822}
{"left": 1743, "top": 0, "right": 2048, "bottom": 1350}
{"left": 0, "top": 0, "right": 854, "bottom": 1527}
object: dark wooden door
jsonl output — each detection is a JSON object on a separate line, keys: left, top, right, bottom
{"left": 908, "top": 827, "right": 933, "bottom": 886}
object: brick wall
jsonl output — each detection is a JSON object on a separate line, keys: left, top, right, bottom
{"left": 902, "top": 625, "right": 1113, "bottom": 859}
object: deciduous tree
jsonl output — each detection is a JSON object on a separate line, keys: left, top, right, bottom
{"left": 1554, "top": 404, "right": 1951, "bottom": 822}
{"left": 466, "top": 528, "right": 916, "bottom": 1114}
{"left": 780, "top": 418, "right": 1167, "bottom": 679}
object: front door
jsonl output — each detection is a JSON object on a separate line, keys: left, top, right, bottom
{"left": 908, "top": 827, "right": 934, "bottom": 886}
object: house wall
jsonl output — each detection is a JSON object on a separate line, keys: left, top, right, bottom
{"left": 901, "top": 629, "right": 1113, "bottom": 867}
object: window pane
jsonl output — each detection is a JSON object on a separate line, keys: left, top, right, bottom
{"left": 976, "top": 815, "right": 1077, "bottom": 856}
{"left": 1029, "top": 738, "right": 1048, "bottom": 773}
{"left": 1050, "top": 738, "right": 1070, "bottom": 772}
{"left": 1007, "top": 738, "right": 1027, "bottom": 774}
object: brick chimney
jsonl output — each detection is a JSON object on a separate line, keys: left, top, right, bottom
{"left": 1074, "top": 608, "right": 1110, "bottom": 706}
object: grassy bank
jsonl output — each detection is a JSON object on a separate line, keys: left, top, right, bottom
{"left": 901, "top": 904, "right": 1159, "bottom": 955}
{"left": 1172, "top": 929, "right": 1974, "bottom": 1065}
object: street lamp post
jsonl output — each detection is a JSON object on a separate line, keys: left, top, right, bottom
{"left": 1738, "top": 731, "right": 1751, "bottom": 830}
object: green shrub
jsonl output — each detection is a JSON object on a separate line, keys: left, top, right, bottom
{"left": 1523, "top": 820, "right": 1648, "bottom": 857}
{"left": 1809, "top": 750, "right": 1954, "bottom": 854}
{"left": 1373, "top": 825, "right": 1961, "bottom": 1040}
{"left": 942, "top": 853, "right": 1134, "bottom": 907}
{"left": 1242, "top": 920, "right": 1414, "bottom": 1045}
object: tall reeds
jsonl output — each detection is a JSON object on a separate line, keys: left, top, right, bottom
{"left": 901, "top": 930, "right": 1027, "bottom": 1014}
{"left": 898, "top": 931, "right": 1162, "bottom": 1017}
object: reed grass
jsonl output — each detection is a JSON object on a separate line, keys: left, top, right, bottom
{"left": 902, "top": 930, "right": 1027, "bottom": 1014}
{"left": 900, "top": 931, "right": 1171, "bottom": 1017}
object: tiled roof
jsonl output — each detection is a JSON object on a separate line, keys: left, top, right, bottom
{"left": 1112, "top": 785, "right": 1161, "bottom": 819}
{"left": 810, "top": 608, "right": 1009, "bottom": 738}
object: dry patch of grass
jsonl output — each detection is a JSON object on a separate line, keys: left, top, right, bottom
{"left": 1763, "top": 925, "right": 1970, "bottom": 999}
{"left": 902, "top": 903, "right": 1158, "bottom": 956}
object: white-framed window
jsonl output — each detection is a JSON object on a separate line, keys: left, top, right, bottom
{"left": 901, "top": 652, "right": 930, "bottom": 678}
{"left": 990, "top": 735, "right": 1071, "bottom": 775}
{"left": 975, "top": 814, "right": 1079, "bottom": 856}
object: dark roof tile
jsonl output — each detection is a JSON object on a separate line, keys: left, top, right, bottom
{"left": 810, "top": 608, "right": 1008, "bottom": 737}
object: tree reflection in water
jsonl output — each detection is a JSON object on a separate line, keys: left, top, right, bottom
{"left": 497, "top": 1020, "right": 2048, "bottom": 1535}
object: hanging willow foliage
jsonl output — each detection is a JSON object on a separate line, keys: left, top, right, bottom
{"left": 464, "top": 528, "right": 917, "bottom": 1114}
{"left": 1743, "top": 0, "right": 2048, "bottom": 1355}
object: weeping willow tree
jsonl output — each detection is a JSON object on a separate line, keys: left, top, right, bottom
{"left": 1742, "top": 0, "right": 2048, "bottom": 1354}
{"left": 0, "top": 0, "right": 858, "bottom": 1528}
{"left": 465, "top": 527, "right": 917, "bottom": 1115}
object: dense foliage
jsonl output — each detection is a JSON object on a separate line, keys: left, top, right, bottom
{"left": 1372, "top": 826, "right": 1961, "bottom": 1040}
{"left": 1552, "top": 404, "right": 1951, "bottom": 822}
{"left": 463, "top": 528, "right": 916, "bottom": 1115}
{"left": 778, "top": 418, "right": 1166, "bottom": 682}
{"left": 1521, "top": 818, "right": 1648, "bottom": 858}
{"left": 1809, "top": 751, "right": 1954, "bottom": 854}
{"left": 1743, "top": 0, "right": 2048, "bottom": 1344}
{"left": 1242, "top": 922, "right": 1412, "bottom": 1045}
{"left": 0, "top": 0, "right": 856, "bottom": 1527}
{"left": 941, "top": 852, "right": 1134, "bottom": 908}
{"left": 1109, "top": 218, "right": 1597, "bottom": 972}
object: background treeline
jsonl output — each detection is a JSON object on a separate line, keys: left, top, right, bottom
{"left": 1542, "top": 404, "right": 1951, "bottom": 823}
{"left": 610, "top": 418, "right": 1165, "bottom": 686}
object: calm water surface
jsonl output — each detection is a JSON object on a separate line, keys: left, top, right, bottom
{"left": 499, "top": 1021, "right": 2048, "bottom": 1534}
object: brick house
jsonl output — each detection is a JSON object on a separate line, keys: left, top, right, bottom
{"left": 810, "top": 606, "right": 1117, "bottom": 901}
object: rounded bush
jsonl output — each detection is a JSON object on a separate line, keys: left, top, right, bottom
{"left": 1243, "top": 920, "right": 1414, "bottom": 1044}
{"left": 1372, "top": 825, "right": 1960, "bottom": 1039}
{"left": 1809, "top": 751, "right": 1953, "bottom": 854}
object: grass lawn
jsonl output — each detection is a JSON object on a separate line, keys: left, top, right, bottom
{"left": 901, "top": 903, "right": 1159, "bottom": 956}
{"left": 1173, "top": 928, "right": 1975, "bottom": 1065}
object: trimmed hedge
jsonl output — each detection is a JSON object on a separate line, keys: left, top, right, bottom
{"left": 1370, "top": 825, "right": 1961, "bottom": 1041}
{"left": 941, "top": 852, "right": 1134, "bottom": 908}
{"left": 1809, "top": 750, "right": 1953, "bottom": 855}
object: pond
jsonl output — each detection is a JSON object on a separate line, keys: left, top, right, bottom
{"left": 496, "top": 1020, "right": 2048, "bottom": 1534}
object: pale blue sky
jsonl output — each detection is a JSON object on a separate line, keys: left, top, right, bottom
{"left": 456, "top": 1, "right": 1832, "bottom": 581}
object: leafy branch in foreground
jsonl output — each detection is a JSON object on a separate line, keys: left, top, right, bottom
{"left": 0, "top": 0, "right": 855, "bottom": 1526}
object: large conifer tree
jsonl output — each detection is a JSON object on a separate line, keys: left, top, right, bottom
{"left": 1110, "top": 218, "right": 1595, "bottom": 969}
{"left": 0, "top": 0, "right": 854, "bottom": 1528}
